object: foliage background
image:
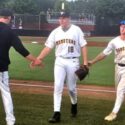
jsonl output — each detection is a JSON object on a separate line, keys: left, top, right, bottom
{"left": 1, "top": 0, "right": 125, "bottom": 18}
{"left": 1, "top": 0, "right": 125, "bottom": 35}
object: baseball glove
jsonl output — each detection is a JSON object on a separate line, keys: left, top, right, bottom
{"left": 75, "top": 65, "right": 89, "bottom": 81}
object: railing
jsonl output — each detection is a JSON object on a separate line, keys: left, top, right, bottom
{"left": 11, "top": 12, "right": 95, "bottom": 30}
{"left": 47, "top": 12, "right": 95, "bottom": 25}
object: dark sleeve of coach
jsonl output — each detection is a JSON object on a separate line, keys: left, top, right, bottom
{"left": 0, "top": 8, "right": 39, "bottom": 72}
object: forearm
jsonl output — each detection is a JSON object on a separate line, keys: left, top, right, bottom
{"left": 25, "top": 54, "right": 36, "bottom": 61}
{"left": 81, "top": 46, "right": 88, "bottom": 65}
{"left": 91, "top": 52, "right": 106, "bottom": 64}
{"left": 27, "top": 54, "right": 42, "bottom": 68}
{"left": 13, "top": 37, "right": 30, "bottom": 57}
{"left": 37, "top": 47, "right": 52, "bottom": 60}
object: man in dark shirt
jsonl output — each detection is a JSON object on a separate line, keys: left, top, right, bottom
{"left": 0, "top": 8, "right": 41, "bottom": 125}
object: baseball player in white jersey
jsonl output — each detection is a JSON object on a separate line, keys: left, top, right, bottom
{"left": 89, "top": 20, "right": 125, "bottom": 121}
{"left": 33, "top": 11, "right": 88, "bottom": 123}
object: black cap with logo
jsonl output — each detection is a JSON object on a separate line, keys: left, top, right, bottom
{"left": 59, "top": 11, "right": 70, "bottom": 18}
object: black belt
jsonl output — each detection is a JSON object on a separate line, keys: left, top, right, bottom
{"left": 118, "top": 63, "right": 125, "bottom": 67}
{"left": 60, "top": 56, "right": 77, "bottom": 59}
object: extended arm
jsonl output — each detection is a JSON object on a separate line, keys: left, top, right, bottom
{"left": 25, "top": 54, "right": 37, "bottom": 61}
{"left": 81, "top": 45, "right": 88, "bottom": 66}
{"left": 89, "top": 52, "right": 106, "bottom": 65}
{"left": 37, "top": 46, "right": 52, "bottom": 60}
{"left": 32, "top": 46, "right": 52, "bottom": 66}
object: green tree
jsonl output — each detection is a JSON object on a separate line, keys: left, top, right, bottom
{"left": 0, "top": 0, "right": 9, "bottom": 8}
{"left": 7, "top": 0, "right": 56, "bottom": 14}
{"left": 36, "top": 0, "right": 56, "bottom": 12}
{"left": 94, "top": 0, "right": 125, "bottom": 35}
{"left": 11, "top": 0, "right": 38, "bottom": 14}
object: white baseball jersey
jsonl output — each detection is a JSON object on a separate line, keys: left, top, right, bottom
{"left": 45, "top": 24, "right": 87, "bottom": 57}
{"left": 103, "top": 36, "right": 125, "bottom": 114}
{"left": 103, "top": 36, "right": 125, "bottom": 64}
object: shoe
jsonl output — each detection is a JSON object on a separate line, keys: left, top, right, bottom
{"left": 48, "top": 112, "right": 61, "bottom": 123}
{"left": 104, "top": 112, "right": 117, "bottom": 121}
{"left": 71, "top": 103, "right": 77, "bottom": 117}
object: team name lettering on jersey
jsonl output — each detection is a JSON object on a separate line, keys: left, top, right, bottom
{"left": 56, "top": 39, "right": 76, "bottom": 45}
{"left": 116, "top": 47, "right": 125, "bottom": 53}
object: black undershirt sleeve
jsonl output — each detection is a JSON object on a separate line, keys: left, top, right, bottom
{"left": 10, "top": 30, "right": 30, "bottom": 57}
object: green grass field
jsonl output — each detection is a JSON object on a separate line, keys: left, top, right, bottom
{"left": 9, "top": 41, "right": 114, "bottom": 86}
{"left": 86, "top": 36, "right": 114, "bottom": 42}
{"left": 1, "top": 37, "right": 124, "bottom": 125}
{"left": 0, "top": 93, "right": 125, "bottom": 125}
{"left": 19, "top": 36, "right": 114, "bottom": 43}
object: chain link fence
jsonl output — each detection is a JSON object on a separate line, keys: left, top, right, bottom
{"left": 11, "top": 12, "right": 95, "bottom": 31}
{"left": 11, "top": 14, "right": 41, "bottom": 30}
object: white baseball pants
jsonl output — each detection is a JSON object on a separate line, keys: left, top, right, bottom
{"left": 0, "top": 71, "right": 15, "bottom": 125}
{"left": 54, "top": 57, "right": 79, "bottom": 112}
{"left": 112, "top": 65, "right": 125, "bottom": 113}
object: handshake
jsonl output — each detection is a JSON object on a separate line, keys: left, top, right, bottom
{"left": 30, "top": 58, "right": 44, "bottom": 68}
{"left": 26, "top": 54, "right": 44, "bottom": 69}
{"left": 28, "top": 47, "right": 52, "bottom": 69}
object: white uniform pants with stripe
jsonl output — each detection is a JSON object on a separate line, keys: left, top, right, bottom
{"left": 54, "top": 57, "right": 79, "bottom": 112}
{"left": 0, "top": 71, "right": 15, "bottom": 125}
{"left": 112, "top": 65, "right": 125, "bottom": 113}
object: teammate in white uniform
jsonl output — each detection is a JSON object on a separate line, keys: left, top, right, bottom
{"left": 89, "top": 20, "right": 125, "bottom": 121}
{"left": 34, "top": 11, "right": 88, "bottom": 123}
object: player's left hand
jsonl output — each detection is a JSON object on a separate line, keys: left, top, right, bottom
{"left": 75, "top": 64, "right": 89, "bottom": 81}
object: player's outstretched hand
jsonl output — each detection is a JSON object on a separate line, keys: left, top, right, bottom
{"left": 88, "top": 60, "right": 93, "bottom": 67}
{"left": 30, "top": 58, "right": 43, "bottom": 69}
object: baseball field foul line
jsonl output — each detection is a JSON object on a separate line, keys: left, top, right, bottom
{"left": 10, "top": 83, "right": 116, "bottom": 93}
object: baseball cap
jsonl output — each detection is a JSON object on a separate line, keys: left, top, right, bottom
{"left": 59, "top": 11, "right": 70, "bottom": 18}
{"left": 0, "top": 8, "right": 13, "bottom": 18}
{"left": 120, "top": 20, "right": 125, "bottom": 25}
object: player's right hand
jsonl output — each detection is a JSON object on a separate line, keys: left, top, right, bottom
{"left": 30, "top": 58, "right": 44, "bottom": 69}
{"left": 88, "top": 61, "right": 93, "bottom": 67}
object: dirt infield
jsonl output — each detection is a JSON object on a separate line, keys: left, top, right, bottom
{"left": 10, "top": 79, "right": 116, "bottom": 101}
{"left": 88, "top": 42, "right": 107, "bottom": 47}
{"left": 30, "top": 41, "right": 107, "bottom": 47}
